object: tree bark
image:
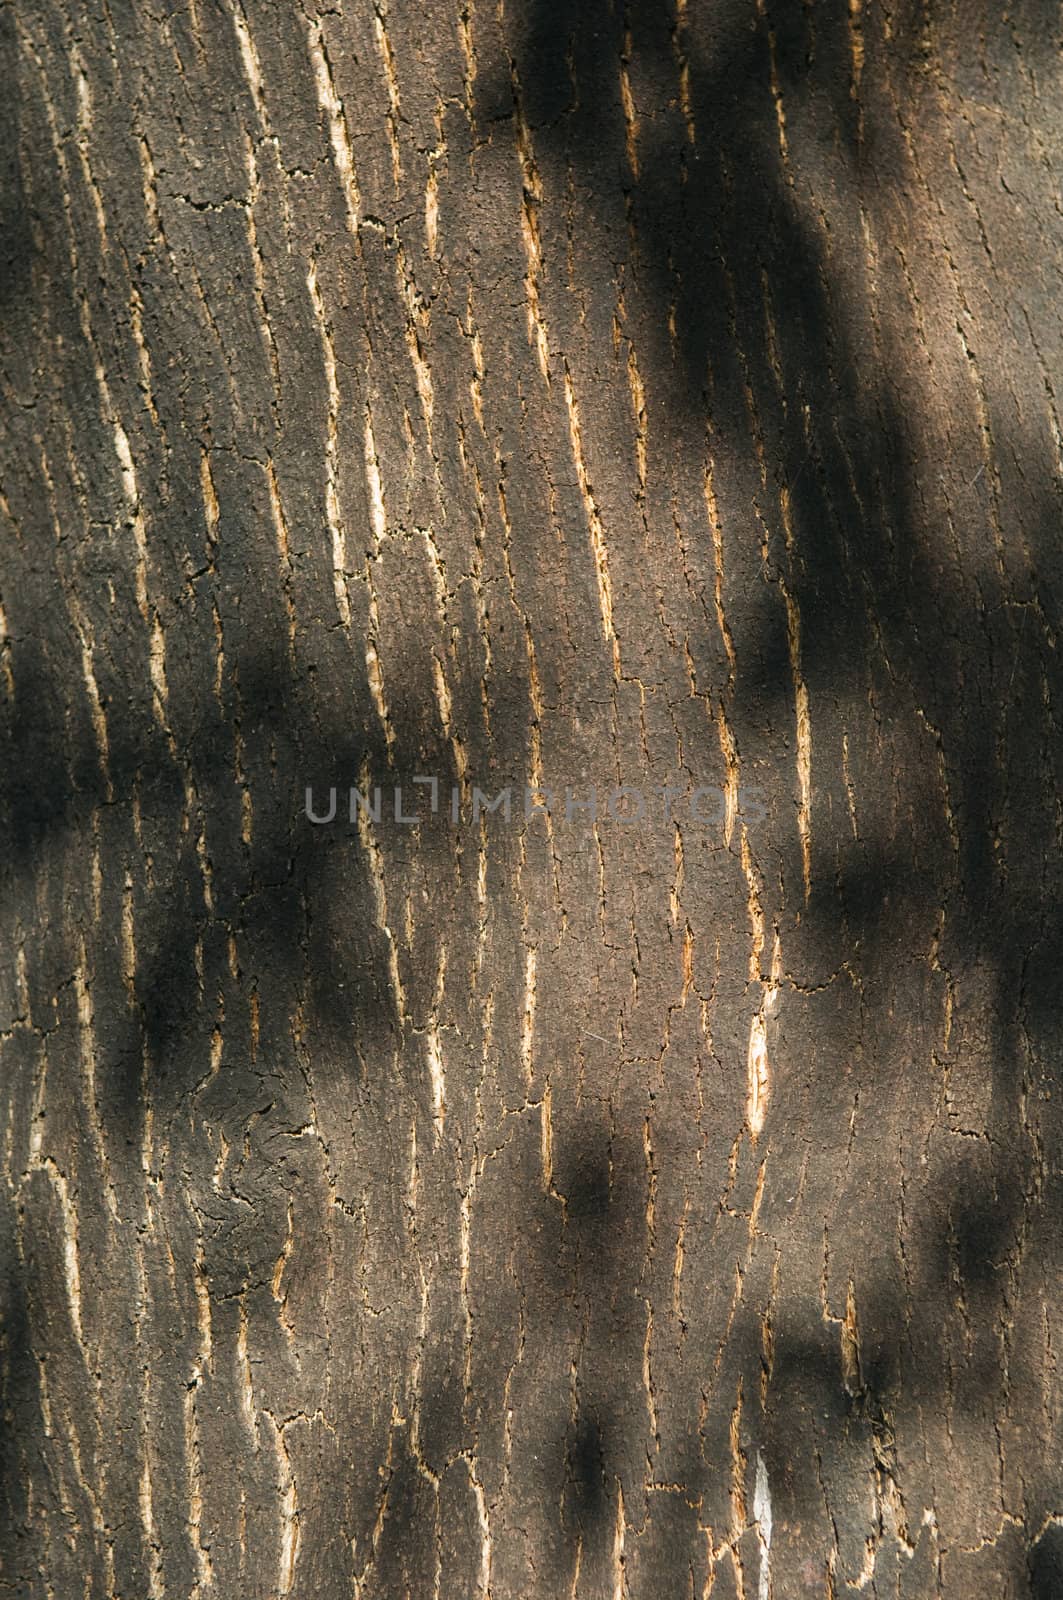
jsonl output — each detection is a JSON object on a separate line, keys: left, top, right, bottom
{"left": 2, "top": 1, "right": 1061, "bottom": 1596}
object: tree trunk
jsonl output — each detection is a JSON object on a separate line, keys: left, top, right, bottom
{"left": 2, "top": 1, "right": 1061, "bottom": 1595}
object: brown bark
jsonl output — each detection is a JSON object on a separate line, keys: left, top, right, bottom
{"left": 2, "top": 1, "right": 1062, "bottom": 1596}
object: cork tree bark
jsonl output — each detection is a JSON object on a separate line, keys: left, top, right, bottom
{"left": 2, "top": 1, "right": 1062, "bottom": 1596}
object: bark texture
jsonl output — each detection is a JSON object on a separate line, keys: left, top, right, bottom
{"left": 2, "top": 1, "right": 1062, "bottom": 1596}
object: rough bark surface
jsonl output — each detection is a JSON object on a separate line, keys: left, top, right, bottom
{"left": 2, "top": 1, "right": 1062, "bottom": 1596}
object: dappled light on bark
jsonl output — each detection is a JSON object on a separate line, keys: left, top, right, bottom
{"left": 1, "top": 1, "right": 1061, "bottom": 1596}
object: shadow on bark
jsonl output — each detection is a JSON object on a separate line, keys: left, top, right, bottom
{"left": 1, "top": 0, "right": 1060, "bottom": 1593}
{"left": 475, "top": 0, "right": 1063, "bottom": 1587}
